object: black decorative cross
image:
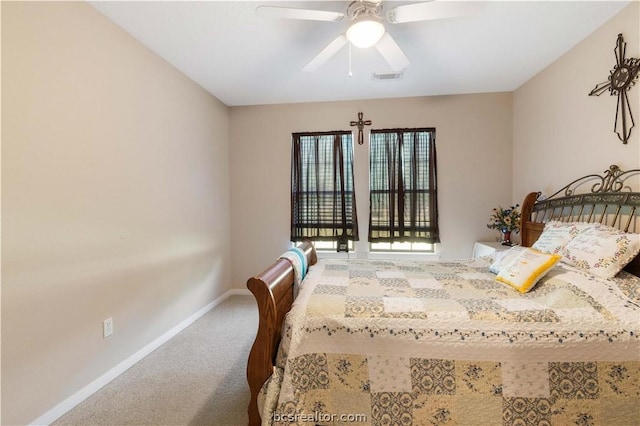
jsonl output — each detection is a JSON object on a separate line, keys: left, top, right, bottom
{"left": 589, "top": 33, "right": 640, "bottom": 144}
{"left": 350, "top": 112, "right": 372, "bottom": 145}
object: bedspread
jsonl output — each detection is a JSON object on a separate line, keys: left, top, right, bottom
{"left": 265, "top": 257, "right": 640, "bottom": 426}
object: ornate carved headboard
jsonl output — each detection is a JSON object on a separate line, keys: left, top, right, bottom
{"left": 520, "top": 165, "right": 640, "bottom": 276}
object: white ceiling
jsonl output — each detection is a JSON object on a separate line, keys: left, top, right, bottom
{"left": 89, "top": 1, "right": 630, "bottom": 106}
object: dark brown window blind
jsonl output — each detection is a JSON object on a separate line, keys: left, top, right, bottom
{"left": 291, "top": 131, "right": 359, "bottom": 242}
{"left": 369, "top": 128, "right": 439, "bottom": 243}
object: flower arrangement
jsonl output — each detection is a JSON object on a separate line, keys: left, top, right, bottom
{"left": 487, "top": 204, "right": 521, "bottom": 233}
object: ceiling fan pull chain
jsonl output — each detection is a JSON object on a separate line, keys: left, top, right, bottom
{"left": 349, "top": 42, "right": 353, "bottom": 77}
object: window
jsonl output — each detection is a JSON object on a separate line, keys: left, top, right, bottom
{"left": 369, "top": 128, "right": 439, "bottom": 248}
{"left": 313, "top": 240, "right": 355, "bottom": 252}
{"left": 291, "top": 131, "right": 359, "bottom": 244}
{"left": 369, "top": 241, "right": 436, "bottom": 253}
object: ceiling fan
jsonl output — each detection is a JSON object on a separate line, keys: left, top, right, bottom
{"left": 256, "top": 0, "right": 477, "bottom": 72}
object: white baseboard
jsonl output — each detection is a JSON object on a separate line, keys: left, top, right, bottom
{"left": 30, "top": 288, "right": 247, "bottom": 426}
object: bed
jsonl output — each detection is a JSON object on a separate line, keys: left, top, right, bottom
{"left": 246, "top": 165, "right": 640, "bottom": 426}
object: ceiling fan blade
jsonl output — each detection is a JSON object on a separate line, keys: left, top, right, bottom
{"left": 375, "top": 33, "right": 410, "bottom": 71}
{"left": 303, "top": 35, "right": 348, "bottom": 72}
{"left": 256, "top": 5, "right": 344, "bottom": 22}
{"left": 387, "top": 1, "right": 479, "bottom": 24}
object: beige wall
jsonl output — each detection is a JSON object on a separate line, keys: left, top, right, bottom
{"left": 1, "top": 2, "right": 231, "bottom": 424}
{"left": 513, "top": 2, "right": 640, "bottom": 202}
{"left": 229, "top": 93, "right": 513, "bottom": 287}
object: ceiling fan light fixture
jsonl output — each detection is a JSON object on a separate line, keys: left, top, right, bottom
{"left": 346, "top": 17, "right": 385, "bottom": 48}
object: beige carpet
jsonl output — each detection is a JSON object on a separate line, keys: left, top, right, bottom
{"left": 53, "top": 295, "right": 257, "bottom": 426}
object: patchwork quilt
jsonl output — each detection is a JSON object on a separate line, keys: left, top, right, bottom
{"left": 261, "top": 256, "right": 640, "bottom": 426}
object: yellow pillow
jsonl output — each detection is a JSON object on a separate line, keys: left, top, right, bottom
{"left": 495, "top": 248, "right": 561, "bottom": 293}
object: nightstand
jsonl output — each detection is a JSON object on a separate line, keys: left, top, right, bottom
{"left": 472, "top": 241, "right": 512, "bottom": 259}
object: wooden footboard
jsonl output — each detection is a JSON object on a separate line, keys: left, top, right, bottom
{"left": 246, "top": 241, "right": 317, "bottom": 426}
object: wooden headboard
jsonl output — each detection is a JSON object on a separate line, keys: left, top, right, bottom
{"left": 519, "top": 164, "right": 640, "bottom": 276}
{"left": 245, "top": 241, "right": 317, "bottom": 426}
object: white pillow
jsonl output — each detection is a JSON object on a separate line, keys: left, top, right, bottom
{"left": 532, "top": 221, "right": 595, "bottom": 257}
{"left": 562, "top": 225, "right": 640, "bottom": 279}
{"left": 496, "top": 248, "right": 561, "bottom": 294}
{"left": 489, "top": 246, "right": 527, "bottom": 274}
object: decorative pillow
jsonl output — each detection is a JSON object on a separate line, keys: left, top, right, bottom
{"left": 495, "top": 248, "right": 561, "bottom": 293}
{"left": 532, "top": 221, "right": 596, "bottom": 256}
{"left": 278, "top": 247, "right": 308, "bottom": 284}
{"left": 489, "top": 245, "right": 527, "bottom": 274}
{"left": 562, "top": 225, "right": 640, "bottom": 279}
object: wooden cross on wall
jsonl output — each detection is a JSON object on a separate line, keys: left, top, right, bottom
{"left": 350, "top": 112, "right": 372, "bottom": 145}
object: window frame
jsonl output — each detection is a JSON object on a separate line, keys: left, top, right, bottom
{"left": 369, "top": 241, "right": 436, "bottom": 253}
{"left": 290, "top": 130, "right": 359, "bottom": 245}
{"left": 368, "top": 127, "right": 439, "bottom": 248}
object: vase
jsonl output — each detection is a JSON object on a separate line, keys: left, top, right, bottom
{"left": 501, "top": 231, "right": 512, "bottom": 246}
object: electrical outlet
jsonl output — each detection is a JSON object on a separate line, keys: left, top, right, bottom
{"left": 103, "top": 318, "right": 113, "bottom": 338}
